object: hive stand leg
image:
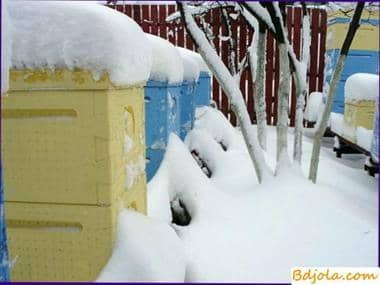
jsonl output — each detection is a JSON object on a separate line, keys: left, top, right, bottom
{"left": 364, "top": 157, "right": 378, "bottom": 177}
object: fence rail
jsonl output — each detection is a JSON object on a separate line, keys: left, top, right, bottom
{"left": 111, "top": 4, "right": 327, "bottom": 126}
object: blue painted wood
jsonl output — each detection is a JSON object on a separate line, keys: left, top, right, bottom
{"left": 180, "top": 80, "right": 197, "bottom": 140}
{"left": 146, "top": 149, "right": 165, "bottom": 181}
{"left": 0, "top": 164, "right": 9, "bottom": 281}
{"left": 326, "top": 49, "right": 379, "bottom": 114}
{"left": 194, "top": 71, "right": 211, "bottom": 108}
{"left": 144, "top": 80, "right": 182, "bottom": 181}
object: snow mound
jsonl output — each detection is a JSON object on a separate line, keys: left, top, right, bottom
{"left": 177, "top": 47, "right": 211, "bottom": 76}
{"left": 356, "top": 127, "right": 373, "bottom": 151}
{"left": 330, "top": 112, "right": 344, "bottom": 135}
{"left": 9, "top": 1, "right": 152, "bottom": 86}
{"left": 148, "top": 133, "right": 219, "bottom": 224}
{"left": 344, "top": 73, "right": 379, "bottom": 103}
{"left": 176, "top": 47, "right": 200, "bottom": 81}
{"left": 97, "top": 209, "right": 186, "bottom": 282}
{"left": 146, "top": 34, "right": 184, "bottom": 84}
{"left": 194, "top": 107, "right": 244, "bottom": 150}
{"left": 147, "top": 106, "right": 376, "bottom": 282}
{"left": 304, "top": 92, "right": 324, "bottom": 122}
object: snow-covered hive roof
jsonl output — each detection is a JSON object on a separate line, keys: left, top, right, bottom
{"left": 9, "top": 1, "right": 152, "bottom": 87}
{"left": 146, "top": 34, "right": 184, "bottom": 84}
{"left": 176, "top": 47, "right": 201, "bottom": 82}
{"left": 344, "top": 73, "right": 379, "bottom": 103}
{"left": 176, "top": 47, "right": 211, "bottom": 76}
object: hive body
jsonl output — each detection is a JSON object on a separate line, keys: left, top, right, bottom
{"left": 326, "top": 10, "right": 379, "bottom": 114}
{"left": 194, "top": 71, "right": 211, "bottom": 108}
{"left": 2, "top": 69, "right": 147, "bottom": 281}
{"left": 342, "top": 100, "right": 376, "bottom": 142}
{"left": 144, "top": 80, "right": 181, "bottom": 181}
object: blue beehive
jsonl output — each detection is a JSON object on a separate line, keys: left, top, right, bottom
{"left": 176, "top": 48, "right": 202, "bottom": 140}
{"left": 195, "top": 71, "right": 211, "bottom": 108}
{"left": 326, "top": 10, "right": 379, "bottom": 114}
{"left": 326, "top": 50, "right": 379, "bottom": 114}
{"left": 144, "top": 35, "right": 184, "bottom": 181}
{"left": 180, "top": 80, "right": 197, "bottom": 140}
{"left": 145, "top": 80, "right": 182, "bottom": 181}
{"left": 0, "top": 165, "right": 9, "bottom": 281}
{"left": 176, "top": 47, "right": 211, "bottom": 109}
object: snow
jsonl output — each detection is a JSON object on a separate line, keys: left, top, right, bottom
{"left": 1, "top": 0, "right": 11, "bottom": 93}
{"left": 330, "top": 112, "right": 344, "bottom": 135}
{"left": 246, "top": 15, "right": 259, "bottom": 81}
{"left": 98, "top": 106, "right": 377, "bottom": 282}
{"left": 304, "top": 92, "right": 324, "bottom": 122}
{"left": 124, "top": 134, "right": 134, "bottom": 154}
{"left": 244, "top": 2, "right": 275, "bottom": 32}
{"left": 146, "top": 34, "right": 184, "bottom": 84}
{"left": 125, "top": 156, "right": 145, "bottom": 189}
{"left": 176, "top": 47, "right": 211, "bottom": 76}
{"left": 357, "top": 127, "right": 373, "bottom": 151}
{"left": 166, "top": 2, "right": 220, "bottom": 23}
{"left": 9, "top": 1, "right": 152, "bottom": 87}
{"left": 176, "top": 47, "right": 200, "bottom": 81}
{"left": 344, "top": 73, "right": 379, "bottom": 103}
{"left": 146, "top": 106, "right": 376, "bottom": 282}
{"left": 97, "top": 209, "right": 186, "bottom": 282}
{"left": 180, "top": 3, "right": 267, "bottom": 182}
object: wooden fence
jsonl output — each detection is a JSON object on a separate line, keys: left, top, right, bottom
{"left": 111, "top": 4, "right": 327, "bottom": 126}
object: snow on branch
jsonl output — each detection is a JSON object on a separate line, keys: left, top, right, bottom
{"left": 166, "top": 2, "right": 229, "bottom": 23}
{"left": 177, "top": 1, "right": 269, "bottom": 183}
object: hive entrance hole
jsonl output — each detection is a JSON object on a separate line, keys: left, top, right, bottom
{"left": 170, "top": 198, "right": 191, "bottom": 226}
{"left": 191, "top": 150, "right": 212, "bottom": 178}
{"left": 219, "top": 141, "right": 227, "bottom": 151}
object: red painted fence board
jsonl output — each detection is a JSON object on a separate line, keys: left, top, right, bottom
{"left": 109, "top": 4, "right": 326, "bottom": 127}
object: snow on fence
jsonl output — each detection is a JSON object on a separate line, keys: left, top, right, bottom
{"left": 109, "top": 4, "right": 327, "bottom": 127}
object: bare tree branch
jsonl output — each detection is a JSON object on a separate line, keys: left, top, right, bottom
{"left": 309, "top": 2, "right": 365, "bottom": 183}
{"left": 177, "top": 1, "right": 270, "bottom": 183}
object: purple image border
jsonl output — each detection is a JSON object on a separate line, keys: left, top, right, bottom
{"left": 0, "top": 0, "right": 378, "bottom": 284}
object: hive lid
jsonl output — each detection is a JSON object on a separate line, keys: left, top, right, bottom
{"left": 344, "top": 73, "right": 379, "bottom": 103}
{"left": 146, "top": 34, "right": 184, "bottom": 84}
{"left": 8, "top": 1, "right": 152, "bottom": 88}
{"left": 177, "top": 47, "right": 212, "bottom": 77}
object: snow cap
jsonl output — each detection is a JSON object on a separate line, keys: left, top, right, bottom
{"left": 176, "top": 47, "right": 200, "bottom": 82}
{"left": 146, "top": 34, "right": 184, "bottom": 84}
{"left": 9, "top": 1, "right": 152, "bottom": 87}
{"left": 177, "top": 47, "right": 211, "bottom": 76}
{"left": 344, "top": 73, "right": 379, "bottom": 103}
{"left": 304, "top": 92, "right": 324, "bottom": 122}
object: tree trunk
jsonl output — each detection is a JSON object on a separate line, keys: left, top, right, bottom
{"left": 309, "top": 56, "right": 345, "bottom": 182}
{"left": 309, "top": 3, "right": 364, "bottom": 183}
{"left": 178, "top": 2, "right": 269, "bottom": 183}
{"left": 293, "top": 9, "right": 310, "bottom": 164}
{"left": 252, "top": 27, "right": 267, "bottom": 150}
{"left": 293, "top": 88, "right": 306, "bottom": 163}
{"left": 276, "top": 43, "right": 291, "bottom": 164}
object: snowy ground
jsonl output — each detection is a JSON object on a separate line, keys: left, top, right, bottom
{"left": 99, "top": 107, "right": 378, "bottom": 283}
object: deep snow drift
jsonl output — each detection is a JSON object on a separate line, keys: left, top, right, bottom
{"left": 97, "top": 210, "right": 186, "bottom": 282}
{"left": 100, "top": 107, "right": 377, "bottom": 283}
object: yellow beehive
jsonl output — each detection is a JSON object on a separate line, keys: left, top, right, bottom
{"left": 327, "top": 9, "right": 379, "bottom": 51}
{"left": 342, "top": 100, "right": 376, "bottom": 143}
{"left": 1, "top": 68, "right": 147, "bottom": 281}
